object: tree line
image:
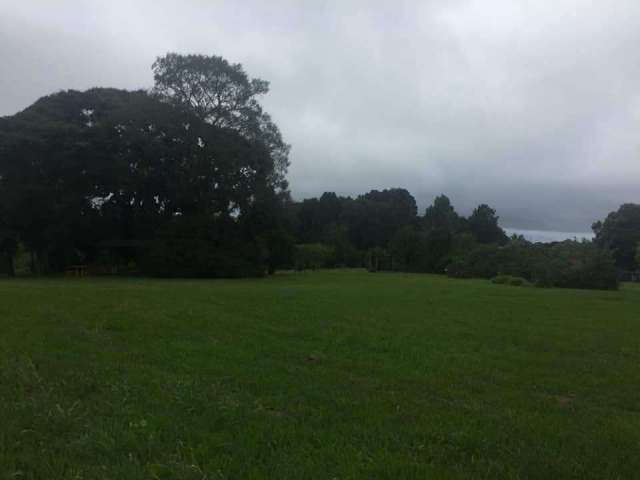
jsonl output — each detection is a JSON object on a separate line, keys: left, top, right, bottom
{"left": 288, "top": 191, "right": 506, "bottom": 269}
{"left": 286, "top": 190, "right": 639, "bottom": 290}
{"left": 0, "top": 53, "right": 638, "bottom": 289}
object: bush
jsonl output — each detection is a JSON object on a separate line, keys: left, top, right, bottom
{"left": 508, "top": 276, "right": 528, "bottom": 286}
{"left": 294, "top": 243, "right": 336, "bottom": 270}
{"left": 339, "top": 245, "right": 364, "bottom": 268}
{"left": 388, "top": 226, "right": 428, "bottom": 272}
{"left": 323, "top": 224, "right": 363, "bottom": 268}
{"left": 366, "top": 247, "right": 392, "bottom": 272}
{"left": 140, "top": 215, "right": 266, "bottom": 278}
{"left": 447, "top": 244, "right": 503, "bottom": 279}
{"left": 533, "top": 242, "right": 618, "bottom": 290}
{"left": 450, "top": 240, "right": 618, "bottom": 290}
{"left": 491, "top": 274, "right": 510, "bottom": 285}
{"left": 491, "top": 275, "right": 529, "bottom": 287}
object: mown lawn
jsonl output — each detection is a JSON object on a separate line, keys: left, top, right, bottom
{"left": 1, "top": 270, "right": 639, "bottom": 479}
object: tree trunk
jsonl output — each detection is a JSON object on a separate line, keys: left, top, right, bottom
{"left": 39, "top": 250, "right": 48, "bottom": 275}
{"left": 6, "top": 253, "right": 15, "bottom": 277}
{"left": 32, "top": 250, "right": 48, "bottom": 275}
{"left": 30, "top": 250, "right": 37, "bottom": 274}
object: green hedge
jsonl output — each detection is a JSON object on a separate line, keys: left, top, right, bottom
{"left": 449, "top": 241, "right": 618, "bottom": 290}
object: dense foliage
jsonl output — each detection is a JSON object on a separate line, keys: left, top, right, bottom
{"left": 0, "top": 86, "right": 290, "bottom": 276}
{"left": 0, "top": 53, "right": 634, "bottom": 288}
{"left": 592, "top": 203, "right": 640, "bottom": 271}
{"left": 141, "top": 215, "right": 267, "bottom": 278}
{"left": 287, "top": 191, "right": 624, "bottom": 290}
{"left": 293, "top": 243, "right": 336, "bottom": 270}
{"left": 152, "top": 53, "right": 290, "bottom": 186}
{"left": 288, "top": 192, "right": 508, "bottom": 275}
{"left": 447, "top": 240, "right": 619, "bottom": 290}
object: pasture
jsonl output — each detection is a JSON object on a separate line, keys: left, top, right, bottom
{"left": 1, "top": 270, "right": 639, "bottom": 479}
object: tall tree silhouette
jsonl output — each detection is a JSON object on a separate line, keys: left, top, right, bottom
{"left": 152, "top": 53, "right": 290, "bottom": 186}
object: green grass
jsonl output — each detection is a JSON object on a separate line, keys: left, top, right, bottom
{"left": 1, "top": 270, "right": 639, "bottom": 479}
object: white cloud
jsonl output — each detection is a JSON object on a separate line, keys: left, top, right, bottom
{"left": 1, "top": 0, "right": 639, "bottom": 230}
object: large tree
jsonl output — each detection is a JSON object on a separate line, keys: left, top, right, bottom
{"left": 294, "top": 192, "right": 347, "bottom": 244}
{"left": 388, "top": 225, "right": 428, "bottom": 272}
{"left": 417, "top": 195, "right": 463, "bottom": 271}
{"left": 152, "top": 53, "right": 290, "bottom": 186}
{"left": 423, "top": 194, "right": 467, "bottom": 233}
{"left": 0, "top": 88, "right": 283, "bottom": 275}
{"left": 0, "top": 207, "right": 17, "bottom": 276}
{"left": 468, "top": 204, "right": 508, "bottom": 245}
{"left": 592, "top": 203, "right": 640, "bottom": 270}
{"left": 344, "top": 188, "right": 417, "bottom": 250}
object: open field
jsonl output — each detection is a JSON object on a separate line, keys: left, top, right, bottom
{"left": 1, "top": 270, "right": 639, "bottom": 479}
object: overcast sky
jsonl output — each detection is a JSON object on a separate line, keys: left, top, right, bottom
{"left": 1, "top": 0, "right": 639, "bottom": 231}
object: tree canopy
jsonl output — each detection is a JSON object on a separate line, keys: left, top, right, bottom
{"left": 0, "top": 86, "right": 287, "bottom": 275}
{"left": 593, "top": 203, "right": 640, "bottom": 271}
{"left": 152, "top": 53, "right": 290, "bottom": 186}
{"left": 468, "top": 204, "right": 509, "bottom": 245}
{"left": 423, "top": 194, "right": 464, "bottom": 234}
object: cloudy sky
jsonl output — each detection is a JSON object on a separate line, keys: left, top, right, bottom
{"left": 1, "top": 0, "right": 639, "bottom": 232}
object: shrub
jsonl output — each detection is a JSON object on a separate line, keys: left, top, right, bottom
{"left": 533, "top": 242, "right": 618, "bottom": 290}
{"left": 491, "top": 275, "right": 530, "bottom": 287}
{"left": 450, "top": 240, "right": 618, "bottom": 290}
{"left": 323, "top": 224, "right": 363, "bottom": 268}
{"left": 447, "top": 244, "right": 503, "bottom": 279}
{"left": 508, "top": 276, "right": 528, "bottom": 286}
{"left": 294, "top": 243, "right": 336, "bottom": 270}
{"left": 140, "top": 215, "right": 266, "bottom": 278}
{"left": 340, "top": 245, "right": 364, "bottom": 268}
{"left": 491, "top": 275, "right": 510, "bottom": 285}
{"left": 388, "top": 226, "right": 429, "bottom": 272}
{"left": 366, "top": 247, "right": 392, "bottom": 272}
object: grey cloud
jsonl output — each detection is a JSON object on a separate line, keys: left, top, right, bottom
{"left": 2, "top": 0, "right": 639, "bottom": 231}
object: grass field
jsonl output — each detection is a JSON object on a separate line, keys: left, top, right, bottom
{"left": 1, "top": 270, "right": 639, "bottom": 479}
